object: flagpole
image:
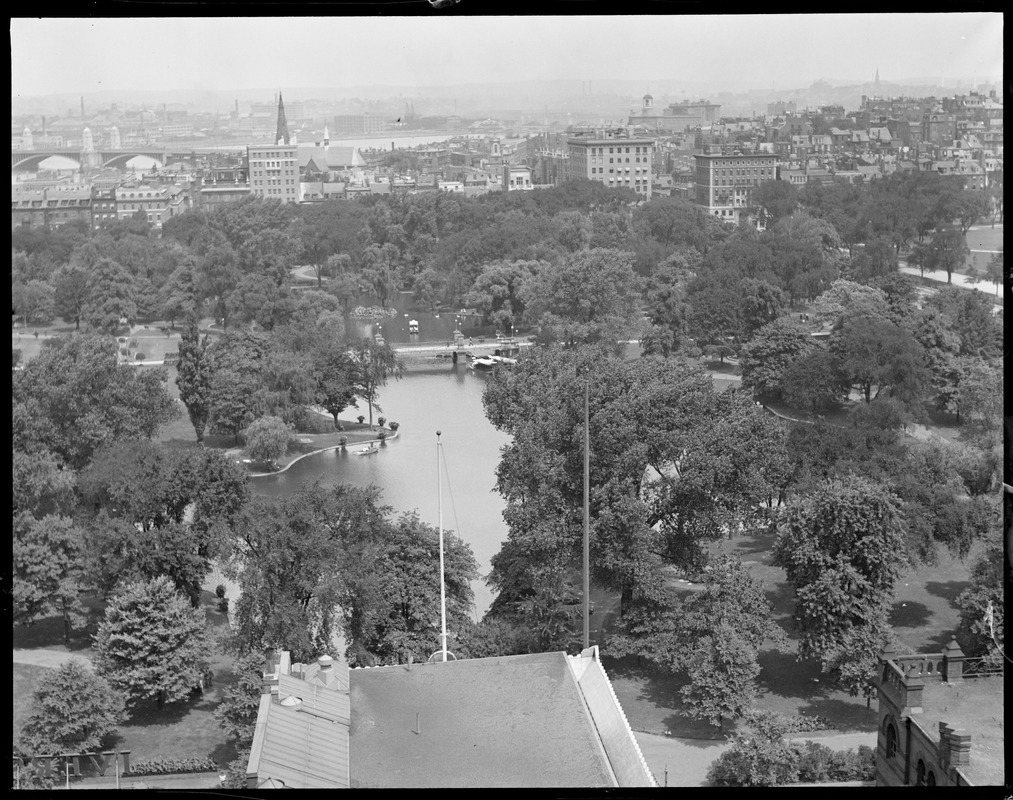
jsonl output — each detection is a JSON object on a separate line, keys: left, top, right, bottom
{"left": 583, "top": 381, "right": 590, "bottom": 651}
{"left": 437, "top": 431, "right": 447, "bottom": 662}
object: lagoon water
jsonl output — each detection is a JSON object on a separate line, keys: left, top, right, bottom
{"left": 250, "top": 365, "right": 509, "bottom": 620}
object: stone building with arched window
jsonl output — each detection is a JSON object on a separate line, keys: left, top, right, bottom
{"left": 874, "top": 640, "right": 1003, "bottom": 787}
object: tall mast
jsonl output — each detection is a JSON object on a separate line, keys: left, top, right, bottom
{"left": 437, "top": 431, "right": 448, "bottom": 662}
{"left": 583, "top": 382, "right": 590, "bottom": 650}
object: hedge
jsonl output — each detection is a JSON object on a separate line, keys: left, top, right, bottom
{"left": 126, "top": 757, "right": 219, "bottom": 776}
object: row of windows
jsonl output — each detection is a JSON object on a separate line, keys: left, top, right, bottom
{"left": 590, "top": 167, "right": 648, "bottom": 175}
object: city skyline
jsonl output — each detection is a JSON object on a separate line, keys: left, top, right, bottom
{"left": 12, "top": 14, "right": 1003, "bottom": 100}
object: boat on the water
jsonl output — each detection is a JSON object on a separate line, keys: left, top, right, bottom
{"left": 356, "top": 443, "right": 381, "bottom": 455}
{"left": 469, "top": 351, "right": 518, "bottom": 370}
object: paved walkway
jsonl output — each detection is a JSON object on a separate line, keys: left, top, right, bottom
{"left": 13, "top": 648, "right": 93, "bottom": 670}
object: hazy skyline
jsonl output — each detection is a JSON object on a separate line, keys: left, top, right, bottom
{"left": 11, "top": 14, "right": 1003, "bottom": 99}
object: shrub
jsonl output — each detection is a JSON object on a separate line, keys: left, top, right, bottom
{"left": 13, "top": 349, "right": 22, "bottom": 368}
{"left": 127, "top": 757, "right": 219, "bottom": 776}
{"left": 378, "top": 430, "right": 388, "bottom": 441}
{"left": 135, "top": 352, "right": 146, "bottom": 361}
{"left": 389, "top": 421, "right": 400, "bottom": 432}
{"left": 128, "top": 339, "right": 138, "bottom": 348}
{"left": 336, "top": 423, "right": 344, "bottom": 431}
{"left": 339, "top": 436, "right": 348, "bottom": 447}
{"left": 217, "top": 597, "right": 229, "bottom": 613}
{"left": 357, "top": 415, "right": 365, "bottom": 424}
{"left": 215, "top": 584, "right": 227, "bottom": 599}
{"left": 120, "top": 348, "right": 129, "bottom": 356}
{"left": 377, "top": 416, "right": 387, "bottom": 428}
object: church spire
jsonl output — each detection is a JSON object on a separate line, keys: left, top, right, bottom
{"left": 874, "top": 67, "right": 880, "bottom": 91}
{"left": 276, "top": 92, "right": 290, "bottom": 146}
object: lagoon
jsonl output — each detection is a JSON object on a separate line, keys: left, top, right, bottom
{"left": 250, "top": 365, "right": 509, "bottom": 620}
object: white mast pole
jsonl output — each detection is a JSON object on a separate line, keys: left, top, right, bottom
{"left": 437, "top": 431, "right": 447, "bottom": 662}
{"left": 583, "top": 381, "right": 590, "bottom": 651}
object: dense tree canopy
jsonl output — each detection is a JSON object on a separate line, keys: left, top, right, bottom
{"left": 12, "top": 336, "right": 178, "bottom": 468}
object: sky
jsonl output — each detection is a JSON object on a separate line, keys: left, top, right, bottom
{"left": 11, "top": 13, "right": 1003, "bottom": 98}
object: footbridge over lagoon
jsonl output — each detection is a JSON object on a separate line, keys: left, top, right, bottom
{"left": 391, "top": 337, "right": 533, "bottom": 367}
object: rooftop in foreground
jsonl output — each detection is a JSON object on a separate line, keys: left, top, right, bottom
{"left": 349, "top": 651, "right": 616, "bottom": 787}
{"left": 920, "top": 675, "right": 1004, "bottom": 787}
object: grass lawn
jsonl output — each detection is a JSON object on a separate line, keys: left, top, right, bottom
{"left": 13, "top": 663, "right": 51, "bottom": 742}
{"left": 13, "top": 588, "right": 239, "bottom": 768}
{"left": 604, "top": 520, "right": 979, "bottom": 740}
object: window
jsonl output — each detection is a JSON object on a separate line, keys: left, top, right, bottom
{"left": 916, "top": 759, "right": 926, "bottom": 786}
{"left": 885, "top": 723, "right": 897, "bottom": 758}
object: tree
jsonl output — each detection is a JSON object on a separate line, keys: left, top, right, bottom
{"left": 925, "top": 226, "right": 969, "bottom": 284}
{"left": 464, "top": 259, "right": 541, "bottom": 335}
{"left": 752, "top": 179, "right": 799, "bottom": 226}
{"left": 244, "top": 415, "right": 291, "bottom": 467}
{"left": 779, "top": 349, "right": 849, "bottom": 413}
{"left": 158, "top": 262, "right": 201, "bottom": 328}
{"left": 812, "top": 279, "right": 891, "bottom": 328}
{"left": 950, "top": 191, "right": 990, "bottom": 236}
{"left": 341, "top": 512, "right": 479, "bottom": 665}
{"left": 83, "top": 258, "right": 137, "bottom": 333}
{"left": 521, "top": 248, "right": 643, "bottom": 349}
{"left": 608, "top": 556, "right": 786, "bottom": 731}
{"left": 12, "top": 279, "right": 55, "bottom": 326}
{"left": 484, "top": 346, "right": 789, "bottom": 621}
{"left": 175, "top": 317, "right": 214, "bottom": 443}
{"left": 93, "top": 576, "right": 211, "bottom": 710}
{"left": 12, "top": 335, "right": 179, "bottom": 468}
{"left": 850, "top": 237, "right": 898, "bottom": 283}
{"left": 13, "top": 514, "right": 87, "bottom": 638}
{"left": 312, "top": 349, "right": 359, "bottom": 428}
{"left": 773, "top": 476, "right": 906, "bottom": 700}
{"left": 641, "top": 251, "right": 696, "bottom": 357}
{"left": 229, "top": 485, "right": 391, "bottom": 663}
{"left": 17, "top": 660, "right": 126, "bottom": 757}
{"left": 207, "top": 331, "right": 269, "bottom": 441}
{"left": 739, "top": 317, "right": 819, "bottom": 401}
{"left": 706, "top": 713, "right": 801, "bottom": 787}
{"left": 830, "top": 314, "right": 929, "bottom": 409}
{"left": 349, "top": 338, "right": 405, "bottom": 429}
{"left": 214, "top": 651, "right": 266, "bottom": 750}
{"left": 681, "top": 625, "right": 760, "bottom": 733}
{"left": 983, "top": 249, "right": 1003, "bottom": 296}
{"left": 955, "top": 532, "right": 1003, "bottom": 661}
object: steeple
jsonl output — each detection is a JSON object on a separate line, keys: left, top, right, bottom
{"left": 874, "top": 67, "right": 881, "bottom": 92}
{"left": 275, "top": 92, "right": 290, "bottom": 146}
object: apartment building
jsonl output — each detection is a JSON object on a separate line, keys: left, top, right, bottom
{"left": 567, "top": 130, "right": 654, "bottom": 199}
{"left": 694, "top": 150, "right": 778, "bottom": 223}
{"left": 247, "top": 144, "right": 299, "bottom": 203}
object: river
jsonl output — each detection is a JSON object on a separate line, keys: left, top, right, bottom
{"left": 250, "top": 364, "right": 509, "bottom": 620}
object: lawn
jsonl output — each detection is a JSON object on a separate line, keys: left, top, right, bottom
{"left": 13, "top": 588, "right": 239, "bottom": 768}
{"left": 603, "top": 522, "right": 978, "bottom": 740}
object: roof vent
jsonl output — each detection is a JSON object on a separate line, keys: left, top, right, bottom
{"left": 318, "top": 655, "right": 333, "bottom": 672}
{"left": 279, "top": 694, "right": 302, "bottom": 708}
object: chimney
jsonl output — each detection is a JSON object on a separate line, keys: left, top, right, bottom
{"left": 314, "top": 654, "right": 334, "bottom": 687}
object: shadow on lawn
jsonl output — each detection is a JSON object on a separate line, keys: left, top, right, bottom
{"left": 798, "top": 697, "right": 878, "bottom": 733}
{"left": 889, "top": 600, "right": 933, "bottom": 629}
{"left": 924, "top": 580, "right": 971, "bottom": 609}
{"left": 755, "top": 649, "right": 825, "bottom": 700}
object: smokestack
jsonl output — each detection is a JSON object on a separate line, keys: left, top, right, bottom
{"left": 80, "top": 96, "right": 85, "bottom": 119}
